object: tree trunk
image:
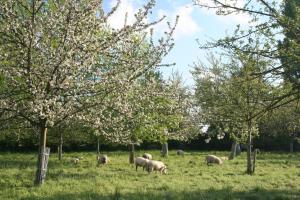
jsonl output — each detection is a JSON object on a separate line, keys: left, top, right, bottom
{"left": 229, "top": 141, "right": 238, "bottom": 160}
{"left": 290, "top": 140, "right": 294, "bottom": 153}
{"left": 97, "top": 138, "right": 100, "bottom": 155}
{"left": 236, "top": 143, "right": 241, "bottom": 155}
{"left": 161, "top": 142, "right": 168, "bottom": 157}
{"left": 58, "top": 130, "right": 63, "bottom": 161}
{"left": 34, "top": 126, "right": 48, "bottom": 186}
{"left": 252, "top": 149, "right": 258, "bottom": 173}
{"left": 129, "top": 144, "right": 135, "bottom": 164}
{"left": 246, "top": 123, "right": 253, "bottom": 174}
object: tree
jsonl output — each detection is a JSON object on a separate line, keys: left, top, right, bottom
{"left": 160, "top": 72, "right": 197, "bottom": 157}
{"left": 194, "top": 0, "right": 300, "bottom": 105}
{"left": 83, "top": 70, "right": 194, "bottom": 161}
{"left": 193, "top": 50, "right": 273, "bottom": 174}
{"left": 279, "top": 0, "right": 300, "bottom": 89}
{"left": 0, "top": 0, "right": 176, "bottom": 185}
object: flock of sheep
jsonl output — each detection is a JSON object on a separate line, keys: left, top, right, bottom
{"left": 134, "top": 153, "right": 167, "bottom": 174}
{"left": 71, "top": 150, "right": 228, "bottom": 174}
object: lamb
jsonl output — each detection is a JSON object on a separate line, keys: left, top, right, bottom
{"left": 146, "top": 160, "right": 167, "bottom": 174}
{"left": 177, "top": 150, "right": 185, "bottom": 156}
{"left": 97, "top": 154, "right": 109, "bottom": 165}
{"left": 134, "top": 157, "right": 149, "bottom": 171}
{"left": 205, "top": 155, "right": 223, "bottom": 165}
{"left": 142, "top": 153, "right": 152, "bottom": 160}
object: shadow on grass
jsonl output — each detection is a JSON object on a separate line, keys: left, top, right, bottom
{"left": 256, "top": 152, "right": 300, "bottom": 161}
{"left": 20, "top": 187, "right": 300, "bottom": 200}
{"left": 47, "top": 171, "right": 98, "bottom": 180}
{"left": 0, "top": 159, "right": 36, "bottom": 169}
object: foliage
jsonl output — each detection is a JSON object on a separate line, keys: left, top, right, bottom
{"left": 194, "top": 0, "right": 300, "bottom": 105}
{"left": 193, "top": 49, "right": 276, "bottom": 173}
{"left": 82, "top": 71, "right": 195, "bottom": 145}
{"left": 193, "top": 51, "right": 272, "bottom": 143}
{"left": 260, "top": 101, "right": 300, "bottom": 143}
{"left": 278, "top": 0, "right": 300, "bottom": 89}
{"left": 0, "top": 0, "right": 176, "bottom": 133}
{"left": 0, "top": 0, "right": 178, "bottom": 184}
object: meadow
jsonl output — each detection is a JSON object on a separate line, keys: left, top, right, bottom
{"left": 0, "top": 150, "right": 299, "bottom": 200}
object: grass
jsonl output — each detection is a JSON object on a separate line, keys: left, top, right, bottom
{"left": 0, "top": 150, "right": 300, "bottom": 200}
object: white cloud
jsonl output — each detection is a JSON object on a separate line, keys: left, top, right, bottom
{"left": 107, "top": 1, "right": 201, "bottom": 40}
{"left": 107, "top": 0, "right": 140, "bottom": 29}
{"left": 156, "top": 4, "right": 201, "bottom": 40}
{"left": 219, "top": 12, "right": 252, "bottom": 25}
{"left": 175, "top": 5, "right": 202, "bottom": 38}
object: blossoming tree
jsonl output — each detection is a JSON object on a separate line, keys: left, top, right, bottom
{"left": 0, "top": 0, "right": 176, "bottom": 185}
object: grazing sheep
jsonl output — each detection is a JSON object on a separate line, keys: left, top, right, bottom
{"left": 146, "top": 160, "right": 167, "bottom": 174}
{"left": 142, "top": 153, "right": 152, "bottom": 160}
{"left": 97, "top": 154, "right": 109, "bottom": 165}
{"left": 220, "top": 156, "right": 228, "bottom": 161}
{"left": 71, "top": 158, "right": 80, "bottom": 165}
{"left": 205, "top": 155, "right": 223, "bottom": 165}
{"left": 177, "top": 150, "right": 185, "bottom": 156}
{"left": 134, "top": 157, "right": 149, "bottom": 171}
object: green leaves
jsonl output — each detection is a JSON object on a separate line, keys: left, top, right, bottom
{"left": 193, "top": 49, "right": 273, "bottom": 143}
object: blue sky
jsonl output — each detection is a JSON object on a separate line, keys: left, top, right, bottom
{"left": 104, "top": 0, "right": 253, "bottom": 87}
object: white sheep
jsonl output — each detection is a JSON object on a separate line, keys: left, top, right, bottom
{"left": 142, "top": 153, "right": 152, "bottom": 160}
{"left": 71, "top": 158, "right": 80, "bottom": 164}
{"left": 146, "top": 160, "right": 167, "bottom": 174}
{"left": 97, "top": 154, "right": 109, "bottom": 165}
{"left": 205, "top": 155, "right": 223, "bottom": 165}
{"left": 220, "top": 156, "right": 228, "bottom": 161}
{"left": 134, "top": 157, "right": 149, "bottom": 171}
{"left": 177, "top": 150, "right": 185, "bottom": 156}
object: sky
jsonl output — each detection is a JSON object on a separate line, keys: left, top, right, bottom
{"left": 103, "top": 0, "right": 254, "bottom": 87}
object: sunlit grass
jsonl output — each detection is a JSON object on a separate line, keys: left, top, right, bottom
{"left": 0, "top": 151, "right": 299, "bottom": 200}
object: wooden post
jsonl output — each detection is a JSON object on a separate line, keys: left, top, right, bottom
{"left": 43, "top": 128, "right": 47, "bottom": 149}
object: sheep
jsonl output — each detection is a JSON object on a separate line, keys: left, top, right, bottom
{"left": 142, "top": 153, "right": 152, "bottom": 160}
{"left": 177, "top": 150, "right": 185, "bottom": 156}
{"left": 146, "top": 160, "right": 167, "bottom": 174}
{"left": 134, "top": 157, "right": 149, "bottom": 171}
{"left": 71, "top": 158, "right": 80, "bottom": 165}
{"left": 205, "top": 155, "right": 223, "bottom": 165}
{"left": 220, "top": 156, "right": 228, "bottom": 161}
{"left": 97, "top": 154, "right": 109, "bottom": 165}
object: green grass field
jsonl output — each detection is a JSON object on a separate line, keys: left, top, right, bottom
{"left": 0, "top": 150, "right": 299, "bottom": 200}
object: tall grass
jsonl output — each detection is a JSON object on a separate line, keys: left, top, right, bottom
{"left": 0, "top": 151, "right": 299, "bottom": 200}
